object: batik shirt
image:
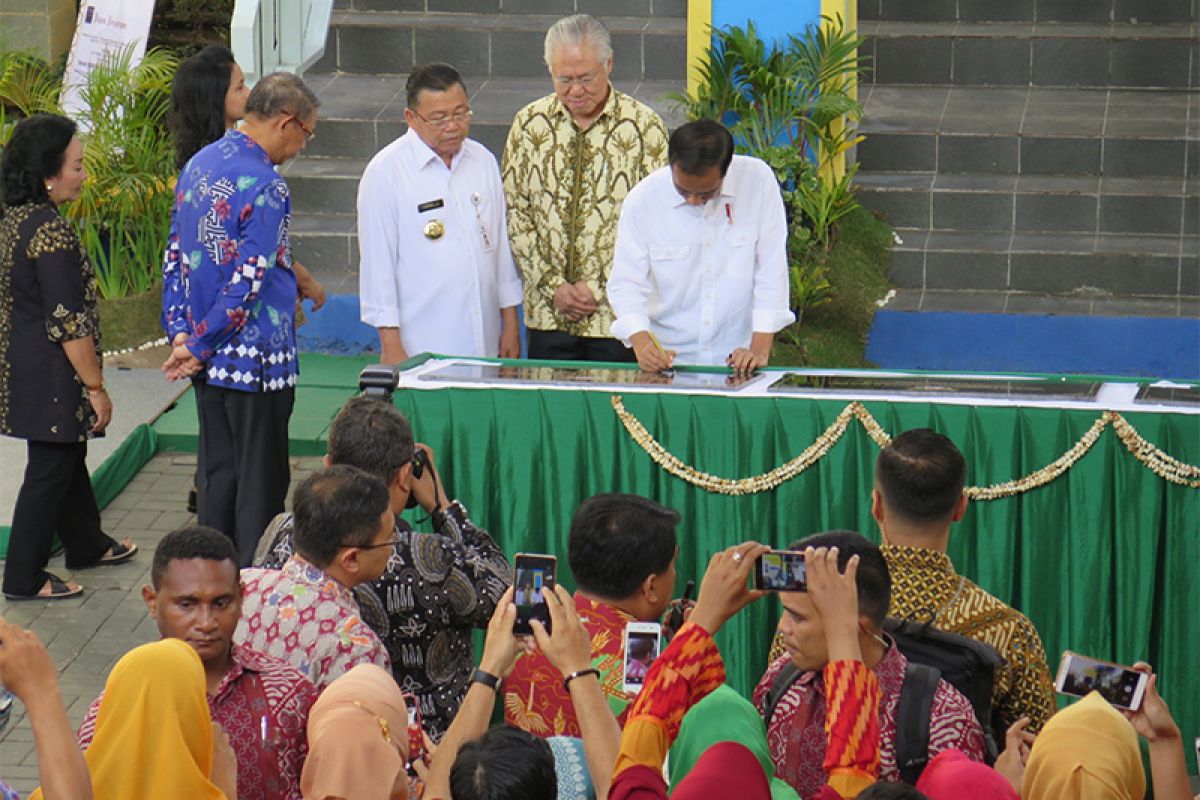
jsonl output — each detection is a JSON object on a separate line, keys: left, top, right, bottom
{"left": 235, "top": 556, "right": 390, "bottom": 690}
{"left": 162, "top": 129, "right": 298, "bottom": 392}
{"left": 503, "top": 592, "right": 634, "bottom": 737}
{"left": 502, "top": 89, "right": 667, "bottom": 337}
{"left": 882, "top": 545, "right": 1057, "bottom": 732}
{"left": 78, "top": 644, "right": 317, "bottom": 800}
{"left": 754, "top": 639, "right": 985, "bottom": 798}
{"left": 253, "top": 500, "right": 510, "bottom": 739}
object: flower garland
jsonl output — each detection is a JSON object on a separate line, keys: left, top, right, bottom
{"left": 610, "top": 396, "right": 1200, "bottom": 497}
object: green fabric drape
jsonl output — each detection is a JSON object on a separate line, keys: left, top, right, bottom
{"left": 393, "top": 387, "right": 1200, "bottom": 771}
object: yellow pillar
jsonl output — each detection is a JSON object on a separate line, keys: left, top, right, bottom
{"left": 818, "top": 0, "right": 859, "bottom": 181}
{"left": 686, "top": 0, "right": 713, "bottom": 98}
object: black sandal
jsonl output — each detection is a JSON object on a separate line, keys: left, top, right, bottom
{"left": 4, "top": 573, "right": 83, "bottom": 601}
{"left": 93, "top": 541, "right": 138, "bottom": 566}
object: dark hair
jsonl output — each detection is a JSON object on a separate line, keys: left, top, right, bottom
{"left": 327, "top": 396, "right": 415, "bottom": 484}
{"left": 856, "top": 782, "right": 931, "bottom": 799}
{"left": 151, "top": 525, "right": 238, "bottom": 589}
{"left": 567, "top": 493, "right": 679, "bottom": 601}
{"left": 168, "top": 45, "right": 237, "bottom": 171}
{"left": 0, "top": 113, "right": 77, "bottom": 208}
{"left": 875, "top": 429, "right": 966, "bottom": 525}
{"left": 668, "top": 119, "right": 734, "bottom": 176}
{"left": 789, "top": 530, "right": 891, "bottom": 627}
{"left": 293, "top": 465, "right": 390, "bottom": 568}
{"left": 406, "top": 62, "right": 467, "bottom": 108}
{"left": 450, "top": 726, "right": 556, "bottom": 800}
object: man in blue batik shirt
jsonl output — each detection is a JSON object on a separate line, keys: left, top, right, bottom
{"left": 161, "top": 72, "right": 320, "bottom": 565}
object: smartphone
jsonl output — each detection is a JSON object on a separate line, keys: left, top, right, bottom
{"left": 1054, "top": 651, "right": 1148, "bottom": 711}
{"left": 622, "top": 621, "right": 663, "bottom": 695}
{"left": 754, "top": 549, "right": 807, "bottom": 591}
{"left": 401, "top": 692, "right": 424, "bottom": 765}
{"left": 512, "top": 553, "right": 556, "bottom": 635}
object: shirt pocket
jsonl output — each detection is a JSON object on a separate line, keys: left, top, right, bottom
{"left": 648, "top": 244, "right": 691, "bottom": 262}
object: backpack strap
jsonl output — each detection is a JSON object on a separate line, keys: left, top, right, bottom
{"left": 762, "top": 661, "right": 803, "bottom": 725}
{"left": 896, "top": 661, "right": 940, "bottom": 786}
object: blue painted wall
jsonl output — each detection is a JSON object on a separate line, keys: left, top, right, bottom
{"left": 712, "top": 0, "right": 820, "bottom": 42}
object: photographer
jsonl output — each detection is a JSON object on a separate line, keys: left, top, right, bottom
{"left": 252, "top": 395, "right": 509, "bottom": 739}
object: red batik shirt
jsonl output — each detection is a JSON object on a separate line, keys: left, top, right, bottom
{"left": 754, "top": 639, "right": 985, "bottom": 799}
{"left": 79, "top": 644, "right": 317, "bottom": 800}
{"left": 503, "top": 592, "right": 634, "bottom": 737}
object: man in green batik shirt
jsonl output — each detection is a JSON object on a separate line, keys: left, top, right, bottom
{"left": 502, "top": 14, "right": 668, "bottom": 362}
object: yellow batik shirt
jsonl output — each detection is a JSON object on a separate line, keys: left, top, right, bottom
{"left": 881, "top": 544, "right": 1057, "bottom": 732}
{"left": 502, "top": 88, "right": 668, "bottom": 337}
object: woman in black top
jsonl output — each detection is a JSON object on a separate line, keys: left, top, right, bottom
{"left": 0, "top": 114, "right": 137, "bottom": 600}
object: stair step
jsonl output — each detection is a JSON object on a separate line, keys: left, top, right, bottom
{"left": 855, "top": 86, "right": 1199, "bottom": 177}
{"left": 335, "top": 0, "right": 686, "bottom": 16}
{"left": 857, "top": 0, "right": 1196, "bottom": 25}
{"left": 861, "top": 19, "right": 1198, "bottom": 88}
{"left": 311, "top": 10, "right": 687, "bottom": 80}
{"left": 856, "top": 171, "right": 1193, "bottom": 235}
{"left": 884, "top": 289, "right": 1199, "bottom": 317}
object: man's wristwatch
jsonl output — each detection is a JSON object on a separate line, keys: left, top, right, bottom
{"left": 471, "top": 668, "right": 501, "bottom": 691}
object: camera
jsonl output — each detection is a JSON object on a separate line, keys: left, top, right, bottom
{"left": 358, "top": 364, "right": 400, "bottom": 402}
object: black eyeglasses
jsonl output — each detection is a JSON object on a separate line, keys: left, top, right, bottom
{"left": 287, "top": 115, "right": 316, "bottom": 141}
{"left": 346, "top": 533, "right": 400, "bottom": 551}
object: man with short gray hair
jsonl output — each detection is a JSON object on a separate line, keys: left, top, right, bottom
{"left": 503, "top": 14, "right": 668, "bottom": 362}
{"left": 162, "top": 71, "right": 320, "bottom": 565}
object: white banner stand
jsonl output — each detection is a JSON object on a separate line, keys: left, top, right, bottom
{"left": 60, "top": 0, "right": 156, "bottom": 121}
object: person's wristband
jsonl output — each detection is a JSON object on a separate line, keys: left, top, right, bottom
{"left": 562, "top": 668, "right": 600, "bottom": 692}
{"left": 471, "top": 668, "right": 501, "bottom": 691}
{"left": 85, "top": 381, "right": 105, "bottom": 394}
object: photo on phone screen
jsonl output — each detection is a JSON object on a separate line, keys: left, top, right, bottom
{"left": 754, "top": 549, "right": 807, "bottom": 591}
{"left": 1054, "top": 651, "right": 1148, "bottom": 711}
{"left": 513, "top": 553, "right": 556, "bottom": 635}
{"left": 622, "top": 622, "right": 662, "bottom": 695}
{"left": 402, "top": 692, "right": 424, "bottom": 765}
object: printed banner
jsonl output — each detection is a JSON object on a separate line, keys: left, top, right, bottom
{"left": 61, "top": 0, "right": 156, "bottom": 119}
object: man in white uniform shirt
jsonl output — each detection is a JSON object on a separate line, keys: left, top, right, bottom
{"left": 607, "top": 119, "right": 795, "bottom": 373}
{"left": 358, "top": 63, "right": 523, "bottom": 363}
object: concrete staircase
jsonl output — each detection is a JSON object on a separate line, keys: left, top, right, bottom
{"left": 854, "top": 0, "right": 1199, "bottom": 317}
{"left": 286, "top": 1, "right": 687, "bottom": 293}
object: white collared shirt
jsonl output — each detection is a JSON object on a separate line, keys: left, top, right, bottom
{"left": 358, "top": 129, "right": 523, "bottom": 358}
{"left": 607, "top": 155, "right": 795, "bottom": 365}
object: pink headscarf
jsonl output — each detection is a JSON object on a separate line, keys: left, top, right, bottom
{"left": 916, "top": 749, "right": 1019, "bottom": 800}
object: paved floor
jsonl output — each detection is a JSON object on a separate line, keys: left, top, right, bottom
{"left": 0, "top": 452, "right": 323, "bottom": 795}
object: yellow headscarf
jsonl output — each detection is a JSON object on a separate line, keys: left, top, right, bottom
{"left": 302, "top": 664, "right": 409, "bottom": 800}
{"left": 32, "top": 638, "right": 226, "bottom": 800}
{"left": 1022, "top": 691, "right": 1146, "bottom": 800}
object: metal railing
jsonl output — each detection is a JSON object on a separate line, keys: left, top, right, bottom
{"left": 231, "top": 0, "right": 334, "bottom": 84}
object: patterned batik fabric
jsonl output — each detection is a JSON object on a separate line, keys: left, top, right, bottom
{"left": 0, "top": 203, "right": 101, "bottom": 442}
{"left": 252, "top": 501, "right": 510, "bottom": 740}
{"left": 503, "top": 592, "right": 635, "bottom": 737}
{"left": 162, "top": 129, "right": 298, "bottom": 393}
{"left": 501, "top": 89, "right": 667, "bottom": 337}
{"left": 881, "top": 545, "right": 1057, "bottom": 732}
{"left": 78, "top": 645, "right": 317, "bottom": 800}
{"left": 548, "top": 736, "right": 596, "bottom": 800}
{"left": 235, "top": 556, "right": 390, "bottom": 691}
{"left": 754, "top": 640, "right": 985, "bottom": 798}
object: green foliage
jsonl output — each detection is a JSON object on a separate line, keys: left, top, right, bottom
{"left": 670, "top": 18, "right": 871, "bottom": 340}
{"left": 0, "top": 46, "right": 178, "bottom": 300}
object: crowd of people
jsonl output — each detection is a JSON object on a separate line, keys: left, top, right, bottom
{"left": 0, "top": 9, "right": 1195, "bottom": 800}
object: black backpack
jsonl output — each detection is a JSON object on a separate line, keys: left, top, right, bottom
{"left": 761, "top": 617, "right": 1003, "bottom": 786}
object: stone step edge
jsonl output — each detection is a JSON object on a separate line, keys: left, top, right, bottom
{"left": 855, "top": 172, "right": 1192, "bottom": 196}
{"left": 863, "top": 20, "right": 1198, "bottom": 40}
{"left": 329, "top": 10, "right": 687, "bottom": 33}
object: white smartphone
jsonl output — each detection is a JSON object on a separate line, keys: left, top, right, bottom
{"left": 622, "top": 621, "right": 663, "bottom": 695}
{"left": 1054, "top": 650, "right": 1149, "bottom": 711}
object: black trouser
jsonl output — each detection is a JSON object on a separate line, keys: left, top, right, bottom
{"left": 525, "top": 329, "right": 637, "bottom": 363}
{"left": 3, "top": 440, "right": 114, "bottom": 596}
{"left": 194, "top": 381, "right": 294, "bottom": 567}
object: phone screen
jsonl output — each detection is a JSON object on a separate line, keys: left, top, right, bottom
{"left": 623, "top": 625, "right": 662, "bottom": 694}
{"left": 513, "top": 554, "right": 556, "bottom": 635}
{"left": 754, "top": 549, "right": 807, "bottom": 591}
{"left": 1055, "top": 652, "right": 1147, "bottom": 710}
{"left": 402, "top": 692, "right": 424, "bottom": 764}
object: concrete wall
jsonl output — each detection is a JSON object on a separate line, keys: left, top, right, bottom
{"left": 0, "top": 0, "right": 76, "bottom": 62}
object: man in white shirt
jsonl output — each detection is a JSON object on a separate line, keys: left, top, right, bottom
{"left": 358, "top": 63, "right": 523, "bottom": 363}
{"left": 607, "top": 119, "right": 795, "bottom": 373}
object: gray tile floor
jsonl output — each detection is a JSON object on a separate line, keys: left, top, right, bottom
{"left": 0, "top": 453, "right": 324, "bottom": 796}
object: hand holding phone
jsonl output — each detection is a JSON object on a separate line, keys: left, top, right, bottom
{"left": 402, "top": 692, "right": 425, "bottom": 766}
{"left": 512, "top": 554, "right": 557, "bottom": 636}
{"left": 1054, "top": 651, "right": 1149, "bottom": 711}
{"left": 754, "top": 549, "right": 807, "bottom": 591}
{"left": 622, "top": 622, "right": 662, "bottom": 695}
